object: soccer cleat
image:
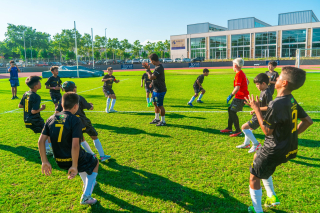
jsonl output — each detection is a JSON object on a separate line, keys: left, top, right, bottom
{"left": 11, "top": 97, "right": 15, "bottom": 100}
{"left": 236, "top": 144, "right": 251, "bottom": 149}
{"left": 15, "top": 96, "right": 19, "bottom": 99}
{"left": 264, "top": 195, "right": 280, "bottom": 207}
{"left": 248, "top": 206, "right": 262, "bottom": 213}
{"left": 109, "top": 109, "right": 117, "bottom": 113}
{"left": 156, "top": 121, "right": 166, "bottom": 126}
{"left": 80, "top": 194, "right": 97, "bottom": 205}
{"left": 46, "top": 149, "right": 53, "bottom": 156}
{"left": 105, "top": 108, "right": 109, "bottom": 113}
{"left": 230, "top": 132, "right": 243, "bottom": 137}
{"left": 248, "top": 143, "right": 262, "bottom": 153}
{"left": 148, "top": 102, "right": 153, "bottom": 107}
{"left": 100, "top": 155, "right": 111, "bottom": 162}
{"left": 93, "top": 154, "right": 97, "bottom": 159}
{"left": 197, "top": 100, "right": 204, "bottom": 103}
{"left": 150, "top": 119, "right": 160, "bottom": 124}
{"left": 220, "top": 128, "right": 233, "bottom": 133}
{"left": 187, "top": 102, "right": 193, "bottom": 107}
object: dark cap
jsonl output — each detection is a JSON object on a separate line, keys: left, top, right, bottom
{"left": 62, "top": 81, "right": 76, "bottom": 92}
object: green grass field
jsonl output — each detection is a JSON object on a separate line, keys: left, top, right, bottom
{"left": 0, "top": 68, "right": 319, "bottom": 213}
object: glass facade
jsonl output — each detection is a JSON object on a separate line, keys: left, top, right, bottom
{"left": 209, "top": 36, "right": 227, "bottom": 59}
{"left": 191, "top": 49, "right": 206, "bottom": 58}
{"left": 209, "top": 25, "right": 224, "bottom": 32}
{"left": 231, "top": 34, "right": 250, "bottom": 58}
{"left": 254, "top": 22, "right": 266, "bottom": 28}
{"left": 191, "top": 38, "right": 206, "bottom": 58}
{"left": 312, "top": 28, "right": 320, "bottom": 56}
{"left": 282, "top": 30, "right": 306, "bottom": 57}
{"left": 255, "top": 32, "right": 277, "bottom": 58}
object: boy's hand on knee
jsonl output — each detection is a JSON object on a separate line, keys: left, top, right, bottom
{"left": 68, "top": 167, "right": 78, "bottom": 180}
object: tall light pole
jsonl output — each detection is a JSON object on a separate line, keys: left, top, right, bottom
{"left": 30, "top": 39, "right": 33, "bottom": 66}
{"left": 105, "top": 28, "right": 107, "bottom": 62}
{"left": 74, "top": 21, "right": 79, "bottom": 78}
{"left": 23, "top": 31, "right": 27, "bottom": 67}
{"left": 91, "top": 28, "right": 94, "bottom": 69}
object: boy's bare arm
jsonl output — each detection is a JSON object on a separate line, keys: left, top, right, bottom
{"left": 68, "top": 138, "right": 80, "bottom": 180}
{"left": 31, "top": 104, "right": 46, "bottom": 114}
{"left": 38, "top": 134, "right": 52, "bottom": 176}
{"left": 18, "top": 104, "right": 24, "bottom": 108}
{"left": 297, "top": 116, "right": 313, "bottom": 135}
{"left": 260, "top": 106, "right": 268, "bottom": 111}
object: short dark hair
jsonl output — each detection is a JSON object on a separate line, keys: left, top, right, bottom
{"left": 62, "top": 92, "right": 79, "bottom": 110}
{"left": 281, "top": 66, "right": 306, "bottom": 91}
{"left": 254, "top": 73, "right": 269, "bottom": 85}
{"left": 268, "top": 61, "right": 277, "bottom": 67}
{"left": 50, "top": 66, "right": 58, "bottom": 72}
{"left": 9, "top": 60, "right": 14, "bottom": 64}
{"left": 62, "top": 81, "right": 76, "bottom": 92}
{"left": 148, "top": 53, "right": 159, "bottom": 62}
{"left": 203, "top": 68, "right": 209, "bottom": 73}
{"left": 25, "top": 76, "right": 42, "bottom": 89}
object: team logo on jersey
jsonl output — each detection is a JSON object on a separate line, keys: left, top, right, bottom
{"left": 57, "top": 115, "right": 65, "bottom": 124}
{"left": 291, "top": 98, "right": 294, "bottom": 103}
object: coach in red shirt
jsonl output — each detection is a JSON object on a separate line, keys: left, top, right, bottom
{"left": 220, "top": 58, "right": 249, "bottom": 137}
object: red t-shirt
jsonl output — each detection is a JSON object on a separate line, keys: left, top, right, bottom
{"left": 234, "top": 70, "right": 249, "bottom": 99}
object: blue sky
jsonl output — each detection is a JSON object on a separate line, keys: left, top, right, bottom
{"left": 0, "top": 0, "right": 319, "bottom": 44}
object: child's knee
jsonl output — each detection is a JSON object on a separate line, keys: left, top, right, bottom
{"left": 194, "top": 93, "right": 199, "bottom": 97}
{"left": 202, "top": 90, "right": 206, "bottom": 94}
{"left": 242, "top": 123, "right": 249, "bottom": 130}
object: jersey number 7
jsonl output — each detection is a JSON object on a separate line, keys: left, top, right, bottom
{"left": 292, "top": 109, "right": 298, "bottom": 133}
{"left": 55, "top": 124, "right": 64, "bottom": 142}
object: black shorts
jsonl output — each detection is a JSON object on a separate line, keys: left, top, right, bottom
{"left": 25, "top": 118, "right": 45, "bottom": 133}
{"left": 82, "top": 118, "right": 98, "bottom": 137}
{"left": 103, "top": 89, "right": 115, "bottom": 97}
{"left": 229, "top": 98, "right": 245, "bottom": 112}
{"left": 249, "top": 149, "right": 282, "bottom": 179}
{"left": 50, "top": 93, "right": 62, "bottom": 104}
{"left": 193, "top": 86, "right": 204, "bottom": 94}
{"left": 248, "top": 116, "right": 260, "bottom": 130}
{"left": 145, "top": 84, "right": 153, "bottom": 93}
{"left": 58, "top": 152, "right": 98, "bottom": 175}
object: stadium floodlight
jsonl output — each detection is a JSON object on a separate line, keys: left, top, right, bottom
{"left": 23, "top": 31, "right": 27, "bottom": 67}
{"left": 92, "top": 28, "right": 94, "bottom": 69}
{"left": 74, "top": 21, "right": 79, "bottom": 78}
{"left": 105, "top": 28, "right": 107, "bottom": 62}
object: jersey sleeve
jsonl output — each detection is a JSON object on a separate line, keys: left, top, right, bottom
{"left": 56, "top": 99, "right": 63, "bottom": 112}
{"left": 81, "top": 96, "right": 92, "bottom": 110}
{"left": 297, "top": 103, "right": 308, "bottom": 119}
{"left": 142, "top": 74, "right": 145, "bottom": 80}
{"left": 234, "top": 73, "right": 243, "bottom": 86}
{"left": 265, "top": 92, "right": 273, "bottom": 105}
{"left": 19, "top": 96, "right": 24, "bottom": 106}
{"left": 263, "top": 105, "right": 277, "bottom": 129}
{"left": 103, "top": 75, "right": 108, "bottom": 79}
{"left": 72, "top": 117, "right": 83, "bottom": 139}
{"left": 32, "top": 95, "right": 41, "bottom": 111}
{"left": 41, "top": 120, "right": 50, "bottom": 136}
{"left": 45, "top": 77, "right": 51, "bottom": 86}
{"left": 198, "top": 75, "right": 204, "bottom": 84}
{"left": 153, "top": 67, "right": 162, "bottom": 78}
{"left": 58, "top": 78, "right": 62, "bottom": 85}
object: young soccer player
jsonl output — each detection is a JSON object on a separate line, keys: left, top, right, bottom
{"left": 188, "top": 68, "right": 209, "bottom": 107}
{"left": 102, "top": 67, "right": 120, "bottom": 113}
{"left": 220, "top": 58, "right": 249, "bottom": 137}
{"left": 56, "top": 81, "right": 111, "bottom": 162}
{"left": 45, "top": 66, "right": 62, "bottom": 108}
{"left": 8, "top": 60, "right": 21, "bottom": 99}
{"left": 245, "top": 67, "right": 313, "bottom": 213}
{"left": 141, "top": 71, "right": 154, "bottom": 107}
{"left": 236, "top": 73, "right": 272, "bottom": 153}
{"left": 39, "top": 92, "right": 99, "bottom": 205}
{"left": 265, "top": 61, "right": 279, "bottom": 96}
{"left": 18, "top": 76, "right": 52, "bottom": 155}
{"left": 142, "top": 53, "right": 167, "bottom": 126}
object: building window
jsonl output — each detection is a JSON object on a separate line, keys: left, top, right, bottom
{"left": 254, "top": 22, "right": 266, "bottom": 28}
{"left": 191, "top": 38, "right": 206, "bottom": 58}
{"left": 255, "top": 46, "right": 276, "bottom": 58}
{"left": 281, "top": 30, "right": 306, "bottom": 57}
{"left": 209, "top": 26, "right": 224, "bottom": 32}
{"left": 210, "top": 36, "right": 227, "bottom": 59}
{"left": 312, "top": 28, "right": 320, "bottom": 56}
{"left": 255, "top": 32, "right": 276, "bottom": 58}
{"left": 231, "top": 34, "right": 250, "bottom": 58}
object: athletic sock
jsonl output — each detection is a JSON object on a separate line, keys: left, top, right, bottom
{"left": 198, "top": 93, "right": 203, "bottom": 100}
{"left": 249, "top": 186, "right": 263, "bottom": 213}
{"left": 243, "top": 129, "right": 259, "bottom": 145}
{"left": 243, "top": 131, "right": 250, "bottom": 145}
{"left": 106, "top": 98, "right": 111, "bottom": 111}
{"left": 262, "top": 176, "right": 276, "bottom": 198}
{"left": 93, "top": 139, "right": 105, "bottom": 157}
{"left": 81, "top": 141, "right": 95, "bottom": 155}
{"left": 155, "top": 113, "right": 160, "bottom": 120}
{"left": 84, "top": 172, "right": 98, "bottom": 196}
{"left": 79, "top": 172, "right": 87, "bottom": 185}
{"left": 189, "top": 96, "right": 195, "bottom": 103}
{"left": 110, "top": 99, "right": 116, "bottom": 110}
{"left": 161, "top": 116, "right": 165, "bottom": 123}
{"left": 147, "top": 97, "right": 150, "bottom": 103}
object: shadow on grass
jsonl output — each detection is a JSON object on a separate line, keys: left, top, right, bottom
{"left": 130, "top": 112, "right": 206, "bottom": 120}
{"left": 253, "top": 134, "right": 319, "bottom": 148}
{"left": 311, "top": 118, "right": 320, "bottom": 122}
{"left": 96, "top": 159, "right": 248, "bottom": 213}
{"left": 169, "top": 105, "right": 226, "bottom": 110}
{"left": 168, "top": 123, "right": 221, "bottom": 134}
{"left": 290, "top": 155, "right": 320, "bottom": 168}
{"left": 93, "top": 123, "right": 171, "bottom": 138}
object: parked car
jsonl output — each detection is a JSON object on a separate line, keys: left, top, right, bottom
{"left": 159, "top": 58, "right": 163, "bottom": 63}
{"left": 132, "top": 59, "right": 140, "bottom": 64}
{"left": 125, "top": 59, "right": 132, "bottom": 64}
{"left": 0, "top": 63, "right": 4, "bottom": 67}
{"left": 174, "top": 58, "right": 182, "bottom": 63}
{"left": 105, "top": 59, "right": 116, "bottom": 65}
{"left": 191, "top": 57, "right": 204, "bottom": 62}
{"left": 142, "top": 59, "right": 150, "bottom": 63}
{"left": 163, "top": 58, "right": 173, "bottom": 63}
{"left": 117, "top": 60, "right": 125, "bottom": 64}
{"left": 36, "top": 61, "right": 48, "bottom": 67}
{"left": 182, "top": 58, "right": 191, "bottom": 62}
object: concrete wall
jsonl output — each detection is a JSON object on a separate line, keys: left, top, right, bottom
{"left": 0, "top": 67, "right": 50, "bottom": 73}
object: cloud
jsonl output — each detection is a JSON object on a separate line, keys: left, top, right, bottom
{"left": 141, "top": 39, "right": 165, "bottom": 45}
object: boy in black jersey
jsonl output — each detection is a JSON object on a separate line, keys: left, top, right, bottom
{"left": 45, "top": 66, "right": 62, "bottom": 108}
{"left": 39, "top": 92, "right": 99, "bottom": 205}
{"left": 141, "top": 71, "right": 153, "bottom": 107}
{"left": 236, "top": 73, "right": 272, "bottom": 154}
{"left": 245, "top": 67, "right": 313, "bottom": 213}
{"left": 18, "top": 76, "right": 53, "bottom": 155}
{"left": 102, "top": 67, "right": 120, "bottom": 113}
{"left": 188, "top": 68, "right": 209, "bottom": 107}
{"left": 265, "top": 61, "right": 279, "bottom": 96}
{"left": 55, "top": 81, "right": 111, "bottom": 162}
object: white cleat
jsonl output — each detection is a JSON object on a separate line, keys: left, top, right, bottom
{"left": 109, "top": 109, "right": 117, "bottom": 113}
{"left": 248, "top": 143, "right": 262, "bottom": 153}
